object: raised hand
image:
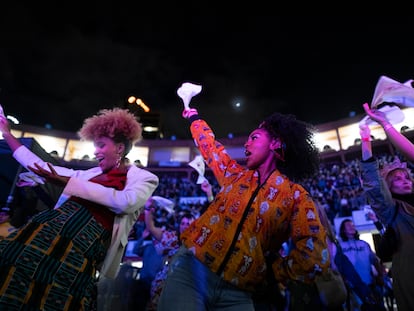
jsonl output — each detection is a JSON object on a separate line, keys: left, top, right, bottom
{"left": 182, "top": 108, "right": 199, "bottom": 119}
{"left": 363, "top": 103, "right": 389, "bottom": 126}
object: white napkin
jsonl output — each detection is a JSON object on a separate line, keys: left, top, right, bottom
{"left": 359, "top": 104, "right": 405, "bottom": 127}
{"left": 177, "top": 82, "right": 202, "bottom": 110}
{"left": 371, "top": 75, "right": 414, "bottom": 108}
{"left": 16, "top": 171, "right": 45, "bottom": 187}
{"left": 151, "top": 196, "right": 175, "bottom": 214}
{"left": 188, "top": 155, "right": 208, "bottom": 184}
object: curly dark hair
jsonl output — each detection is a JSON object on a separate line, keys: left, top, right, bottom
{"left": 259, "top": 112, "right": 320, "bottom": 181}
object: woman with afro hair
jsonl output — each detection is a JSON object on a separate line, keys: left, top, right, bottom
{"left": 0, "top": 107, "right": 158, "bottom": 310}
{"left": 157, "top": 84, "right": 329, "bottom": 311}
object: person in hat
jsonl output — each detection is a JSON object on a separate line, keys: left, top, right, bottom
{"left": 0, "top": 107, "right": 159, "bottom": 310}
{"left": 359, "top": 117, "right": 414, "bottom": 311}
{"left": 157, "top": 84, "right": 329, "bottom": 311}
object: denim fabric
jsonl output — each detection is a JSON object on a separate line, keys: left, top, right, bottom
{"left": 157, "top": 245, "right": 254, "bottom": 311}
{"left": 139, "top": 242, "right": 164, "bottom": 287}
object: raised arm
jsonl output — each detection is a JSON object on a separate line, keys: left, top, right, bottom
{"left": 143, "top": 198, "right": 163, "bottom": 241}
{"left": 360, "top": 122, "right": 373, "bottom": 161}
{"left": 363, "top": 103, "right": 414, "bottom": 161}
{"left": 0, "top": 115, "right": 23, "bottom": 152}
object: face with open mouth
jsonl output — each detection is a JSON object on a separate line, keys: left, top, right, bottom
{"left": 93, "top": 137, "right": 123, "bottom": 173}
{"left": 244, "top": 128, "right": 276, "bottom": 170}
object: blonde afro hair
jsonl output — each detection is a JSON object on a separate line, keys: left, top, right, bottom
{"left": 78, "top": 108, "right": 142, "bottom": 155}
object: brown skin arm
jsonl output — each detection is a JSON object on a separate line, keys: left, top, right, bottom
{"left": 28, "top": 162, "right": 69, "bottom": 187}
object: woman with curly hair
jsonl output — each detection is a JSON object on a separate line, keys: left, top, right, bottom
{"left": 157, "top": 84, "right": 329, "bottom": 311}
{"left": 0, "top": 107, "right": 159, "bottom": 310}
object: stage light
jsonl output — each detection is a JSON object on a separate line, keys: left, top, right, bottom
{"left": 136, "top": 99, "right": 150, "bottom": 112}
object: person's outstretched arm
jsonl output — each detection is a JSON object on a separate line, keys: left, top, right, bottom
{"left": 363, "top": 103, "right": 414, "bottom": 161}
{"left": 0, "top": 115, "right": 23, "bottom": 152}
{"left": 360, "top": 122, "right": 373, "bottom": 161}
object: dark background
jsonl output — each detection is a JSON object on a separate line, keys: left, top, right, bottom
{"left": 1, "top": 9, "right": 413, "bottom": 139}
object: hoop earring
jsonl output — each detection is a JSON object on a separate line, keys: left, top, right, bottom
{"left": 116, "top": 155, "right": 122, "bottom": 168}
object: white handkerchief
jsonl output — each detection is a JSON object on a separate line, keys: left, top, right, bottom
{"left": 188, "top": 155, "right": 208, "bottom": 184}
{"left": 177, "top": 82, "right": 202, "bottom": 110}
{"left": 16, "top": 171, "right": 45, "bottom": 187}
{"left": 151, "top": 196, "right": 175, "bottom": 214}
{"left": 371, "top": 75, "right": 414, "bottom": 108}
{"left": 359, "top": 104, "right": 405, "bottom": 127}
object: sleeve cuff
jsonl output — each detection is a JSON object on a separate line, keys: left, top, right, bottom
{"left": 361, "top": 156, "right": 376, "bottom": 163}
{"left": 188, "top": 114, "right": 201, "bottom": 123}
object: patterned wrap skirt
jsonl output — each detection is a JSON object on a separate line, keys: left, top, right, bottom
{"left": 0, "top": 201, "right": 111, "bottom": 311}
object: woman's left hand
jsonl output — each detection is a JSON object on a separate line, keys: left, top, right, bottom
{"left": 28, "top": 162, "right": 69, "bottom": 187}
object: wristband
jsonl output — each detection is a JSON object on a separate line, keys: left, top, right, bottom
{"left": 383, "top": 123, "right": 393, "bottom": 132}
{"left": 361, "top": 137, "right": 370, "bottom": 142}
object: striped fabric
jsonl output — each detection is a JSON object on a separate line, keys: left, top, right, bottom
{"left": 0, "top": 201, "right": 111, "bottom": 311}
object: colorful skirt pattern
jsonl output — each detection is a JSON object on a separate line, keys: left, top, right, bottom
{"left": 0, "top": 201, "right": 111, "bottom": 311}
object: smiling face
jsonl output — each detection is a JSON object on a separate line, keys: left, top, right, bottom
{"left": 93, "top": 137, "right": 124, "bottom": 173}
{"left": 244, "top": 128, "right": 279, "bottom": 170}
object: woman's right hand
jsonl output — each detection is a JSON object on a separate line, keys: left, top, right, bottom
{"left": 182, "top": 108, "right": 198, "bottom": 119}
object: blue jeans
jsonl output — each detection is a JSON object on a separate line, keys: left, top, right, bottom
{"left": 157, "top": 245, "right": 254, "bottom": 311}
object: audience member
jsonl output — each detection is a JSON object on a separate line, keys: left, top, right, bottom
{"left": 133, "top": 224, "right": 164, "bottom": 306}
{"left": 127, "top": 199, "right": 168, "bottom": 309}
{"left": 359, "top": 108, "right": 414, "bottom": 311}
{"left": 338, "top": 219, "right": 385, "bottom": 310}
{"left": 157, "top": 83, "right": 329, "bottom": 310}
{"left": 144, "top": 197, "right": 195, "bottom": 311}
{"left": 0, "top": 107, "right": 159, "bottom": 310}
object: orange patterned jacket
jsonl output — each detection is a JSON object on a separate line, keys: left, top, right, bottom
{"left": 181, "top": 119, "right": 329, "bottom": 292}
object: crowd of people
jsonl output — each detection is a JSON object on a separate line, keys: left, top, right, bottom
{"left": 0, "top": 82, "right": 413, "bottom": 311}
